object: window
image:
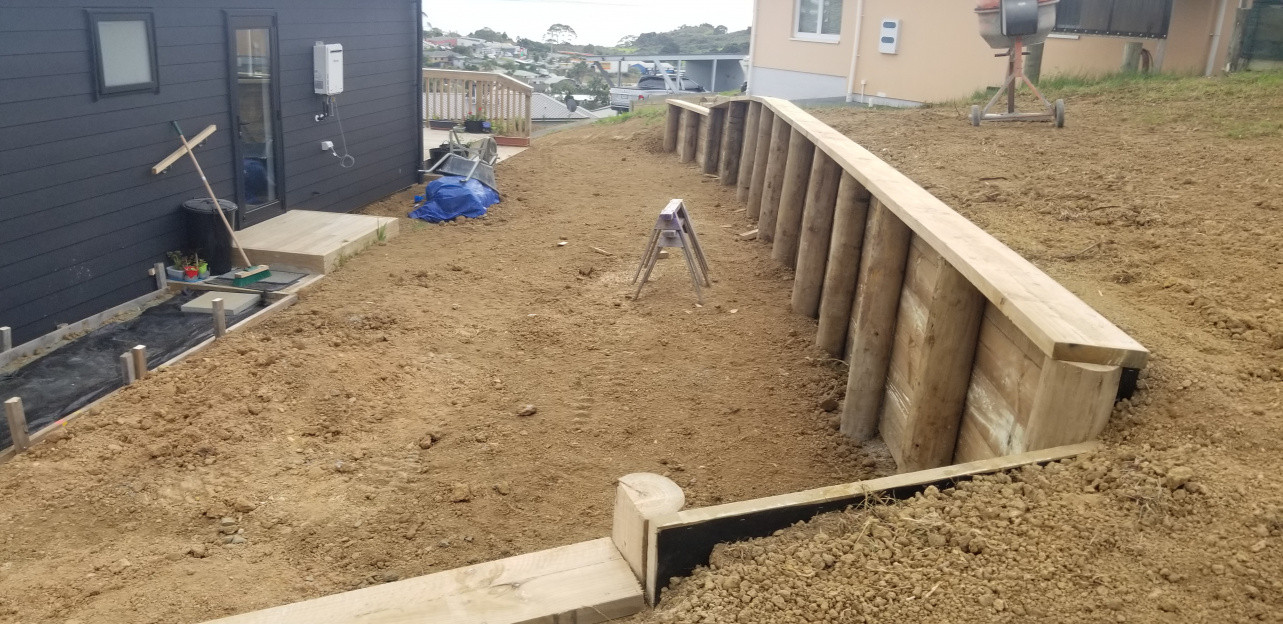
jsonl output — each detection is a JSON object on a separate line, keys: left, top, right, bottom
{"left": 87, "top": 11, "right": 159, "bottom": 97}
{"left": 796, "top": 0, "right": 843, "bottom": 41}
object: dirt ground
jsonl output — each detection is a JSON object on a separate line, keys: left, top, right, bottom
{"left": 642, "top": 74, "right": 1283, "bottom": 622}
{"left": 3, "top": 73, "right": 1282, "bottom": 623}
{"left": 0, "top": 118, "right": 884, "bottom": 622}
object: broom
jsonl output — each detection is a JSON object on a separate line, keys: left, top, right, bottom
{"left": 170, "top": 121, "right": 271, "bottom": 287}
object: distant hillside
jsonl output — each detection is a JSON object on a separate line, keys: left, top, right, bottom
{"left": 481, "top": 24, "right": 750, "bottom": 59}
{"left": 618, "top": 24, "right": 750, "bottom": 55}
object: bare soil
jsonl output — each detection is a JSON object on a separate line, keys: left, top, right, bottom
{"left": 643, "top": 75, "right": 1283, "bottom": 622}
{"left": 0, "top": 117, "right": 884, "bottom": 623}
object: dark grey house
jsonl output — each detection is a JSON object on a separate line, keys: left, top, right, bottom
{"left": 0, "top": 1, "right": 423, "bottom": 346}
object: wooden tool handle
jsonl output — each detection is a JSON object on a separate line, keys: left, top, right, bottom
{"left": 173, "top": 126, "right": 254, "bottom": 268}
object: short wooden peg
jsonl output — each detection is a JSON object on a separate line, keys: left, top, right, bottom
{"left": 120, "top": 352, "right": 137, "bottom": 385}
{"left": 131, "top": 345, "right": 148, "bottom": 380}
{"left": 5, "top": 397, "right": 30, "bottom": 452}
{"left": 212, "top": 298, "right": 227, "bottom": 338}
{"left": 0, "top": 326, "right": 11, "bottom": 352}
{"left": 153, "top": 262, "right": 167, "bottom": 290}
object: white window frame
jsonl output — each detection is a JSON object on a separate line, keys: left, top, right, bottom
{"left": 793, "top": 0, "right": 841, "bottom": 43}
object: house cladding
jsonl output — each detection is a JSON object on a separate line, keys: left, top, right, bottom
{"left": 0, "top": 0, "right": 420, "bottom": 345}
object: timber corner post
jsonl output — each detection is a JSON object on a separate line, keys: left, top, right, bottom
{"left": 611, "top": 472, "right": 684, "bottom": 605}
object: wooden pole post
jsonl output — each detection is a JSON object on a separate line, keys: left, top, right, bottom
{"left": 736, "top": 101, "right": 762, "bottom": 201}
{"left": 881, "top": 253, "right": 986, "bottom": 472}
{"left": 678, "top": 110, "right": 699, "bottom": 163}
{"left": 701, "top": 106, "right": 725, "bottom": 175}
{"left": 0, "top": 326, "right": 11, "bottom": 352}
{"left": 840, "top": 201, "right": 912, "bottom": 441}
{"left": 756, "top": 116, "right": 791, "bottom": 242}
{"left": 746, "top": 108, "right": 775, "bottom": 221}
{"left": 790, "top": 149, "right": 843, "bottom": 316}
{"left": 212, "top": 298, "right": 227, "bottom": 339}
{"left": 664, "top": 104, "right": 681, "bottom": 152}
{"left": 771, "top": 132, "right": 817, "bottom": 268}
{"left": 1122, "top": 41, "right": 1143, "bottom": 73}
{"left": 131, "top": 345, "right": 148, "bottom": 381}
{"left": 5, "top": 397, "right": 30, "bottom": 452}
{"left": 718, "top": 102, "right": 746, "bottom": 185}
{"left": 815, "top": 175, "right": 872, "bottom": 356}
{"left": 153, "top": 261, "right": 167, "bottom": 291}
{"left": 120, "top": 352, "right": 137, "bottom": 385}
{"left": 611, "top": 472, "right": 684, "bottom": 601}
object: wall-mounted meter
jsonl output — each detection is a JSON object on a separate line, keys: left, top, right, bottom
{"left": 878, "top": 19, "right": 900, "bottom": 54}
{"left": 313, "top": 42, "right": 344, "bottom": 95}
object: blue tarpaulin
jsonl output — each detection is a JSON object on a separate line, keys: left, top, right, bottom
{"left": 408, "top": 176, "right": 500, "bottom": 223}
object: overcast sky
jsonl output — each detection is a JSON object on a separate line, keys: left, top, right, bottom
{"left": 423, "top": 0, "right": 753, "bottom": 47}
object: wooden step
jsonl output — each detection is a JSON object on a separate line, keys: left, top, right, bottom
{"left": 236, "top": 210, "right": 398, "bottom": 275}
{"left": 202, "top": 538, "right": 644, "bottom": 624}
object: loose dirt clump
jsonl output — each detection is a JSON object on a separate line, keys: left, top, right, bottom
{"left": 649, "top": 446, "right": 1283, "bottom": 623}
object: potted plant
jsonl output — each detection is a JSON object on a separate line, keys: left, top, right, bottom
{"left": 464, "top": 111, "right": 486, "bottom": 133}
{"left": 166, "top": 251, "right": 207, "bottom": 282}
{"left": 165, "top": 251, "right": 187, "bottom": 282}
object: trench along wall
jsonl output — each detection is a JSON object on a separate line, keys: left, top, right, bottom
{"left": 663, "top": 98, "right": 1148, "bottom": 472}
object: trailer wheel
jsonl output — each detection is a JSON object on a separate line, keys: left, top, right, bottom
{"left": 1054, "top": 99, "right": 1066, "bottom": 128}
{"left": 969, "top": 105, "right": 982, "bottom": 127}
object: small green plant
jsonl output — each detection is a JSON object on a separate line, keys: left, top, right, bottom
{"left": 166, "top": 250, "right": 203, "bottom": 270}
{"left": 375, "top": 221, "right": 388, "bottom": 244}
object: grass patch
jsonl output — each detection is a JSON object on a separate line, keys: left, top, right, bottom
{"left": 935, "top": 69, "right": 1283, "bottom": 139}
{"left": 595, "top": 105, "right": 667, "bottom": 126}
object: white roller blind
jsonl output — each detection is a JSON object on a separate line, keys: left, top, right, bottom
{"left": 97, "top": 19, "right": 152, "bottom": 87}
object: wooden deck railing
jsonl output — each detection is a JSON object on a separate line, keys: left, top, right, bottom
{"left": 423, "top": 69, "right": 533, "bottom": 146}
{"left": 664, "top": 97, "right": 1149, "bottom": 473}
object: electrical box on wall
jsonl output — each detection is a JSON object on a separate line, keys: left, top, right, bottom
{"left": 878, "top": 19, "right": 900, "bottom": 54}
{"left": 313, "top": 42, "right": 344, "bottom": 95}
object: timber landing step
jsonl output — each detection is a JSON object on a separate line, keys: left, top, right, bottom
{"left": 237, "top": 210, "right": 399, "bottom": 275}
{"left": 202, "top": 537, "right": 644, "bottom": 624}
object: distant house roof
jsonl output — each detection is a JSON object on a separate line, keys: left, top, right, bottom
{"left": 511, "top": 69, "right": 537, "bottom": 78}
{"left": 530, "top": 93, "right": 594, "bottom": 120}
{"left": 425, "top": 50, "right": 458, "bottom": 60}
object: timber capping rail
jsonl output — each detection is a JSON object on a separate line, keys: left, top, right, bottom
{"left": 664, "top": 97, "right": 1148, "bottom": 472}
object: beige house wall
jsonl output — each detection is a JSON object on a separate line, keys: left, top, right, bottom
{"left": 751, "top": 0, "right": 857, "bottom": 78}
{"left": 750, "top": 0, "right": 1245, "bottom": 104}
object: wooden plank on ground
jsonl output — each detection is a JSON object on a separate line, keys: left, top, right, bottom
{"left": 791, "top": 148, "right": 842, "bottom": 317}
{"left": 203, "top": 538, "right": 643, "bottom": 624}
{"left": 746, "top": 108, "right": 775, "bottom": 221}
{"left": 879, "top": 240, "right": 986, "bottom": 472}
{"left": 770, "top": 128, "right": 815, "bottom": 268}
{"left": 735, "top": 101, "right": 761, "bottom": 199}
{"left": 756, "top": 116, "right": 791, "bottom": 243}
{"left": 648, "top": 441, "right": 1100, "bottom": 604}
{"left": 753, "top": 97, "right": 1148, "bottom": 369}
{"left": 839, "top": 199, "right": 911, "bottom": 440}
{"left": 815, "top": 174, "right": 871, "bottom": 356}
